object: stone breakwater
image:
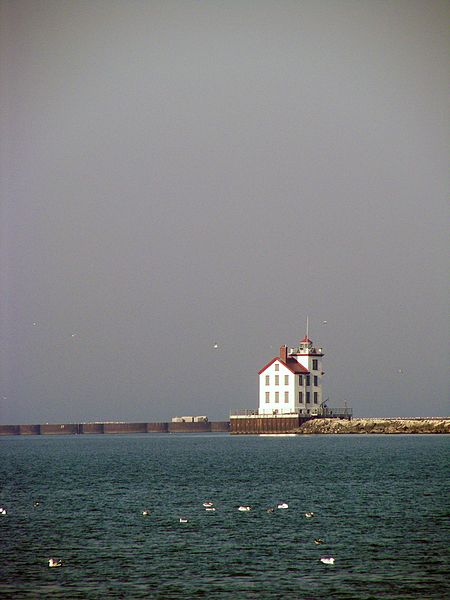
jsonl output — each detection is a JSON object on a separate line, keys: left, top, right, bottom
{"left": 296, "top": 418, "right": 450, "bottom": 434}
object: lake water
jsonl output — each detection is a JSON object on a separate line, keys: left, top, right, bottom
{"left": 0, "top": 434, "right": 448, "bottom": 599}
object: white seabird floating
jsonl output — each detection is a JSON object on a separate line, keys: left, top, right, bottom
{"left": 238, "top": 505, "right": 251, "bottom": 512}
{"left": 320, "top": 556, "right": 335, "bottom": 565}
{"left": 277, "top": 502, "right": 289, "bottom": 509}
{"left": 48, "top": 558, "right": 62, "bottom": 568}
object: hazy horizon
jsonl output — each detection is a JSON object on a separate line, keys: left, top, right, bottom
{"left": 1, "top": 0, "right": 448, "bottom": 424}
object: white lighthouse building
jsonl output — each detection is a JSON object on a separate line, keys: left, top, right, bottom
{"left": 258, "top": 334, "right": 324, "bottom": 415}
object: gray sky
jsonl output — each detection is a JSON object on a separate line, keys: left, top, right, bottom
{"left": 1, "top": 0, "right": 448, "bottom": 423}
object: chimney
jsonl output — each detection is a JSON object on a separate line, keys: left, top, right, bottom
{"left": 279, "top": 345, "right": 288, "bottom": 363}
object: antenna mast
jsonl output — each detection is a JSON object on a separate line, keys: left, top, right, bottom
{"left": 306, "top": 315, "right": 309, "bottom": 339}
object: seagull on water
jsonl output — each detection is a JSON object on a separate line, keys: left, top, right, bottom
{"left": 0, "top": 507, "right": 7, "bottom": 516}
{"left": 179, "top": 517, "right": 188, "bottom": 523}
{"left": 277, "top": 502, "right": 289, "bottom": 509}
{"left": 203, "top": 501, "right": 214, "bottom": 508}
{"left": 320, "top": 556, "right": 335, "bottom": 565}
{"left": 238, "top": 505, "right": 251, "bottom": 512}
{"left": 142, "top": 510, "right": 150, "bottom": 516}
{"left": 314, "top": 538, "right": 325, "bottom": 545}
{"left": 305, "top": 512, "right": 314, "bottom": 518}
{"left": 48, "top": 558, "right": 62, "bottom": 568}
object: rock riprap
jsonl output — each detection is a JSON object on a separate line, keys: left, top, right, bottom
{"left": 296, "top": 418, "right": 450, "bottom": 434}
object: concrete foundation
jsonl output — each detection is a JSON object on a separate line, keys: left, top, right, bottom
{"left": 230, "top": 415, "right": 311, "bottom": 434}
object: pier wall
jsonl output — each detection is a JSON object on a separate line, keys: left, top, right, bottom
{"left": 1, "top": 419, "right": 447, "bottom": 436}
{"left": 40, "top": 423, "right": 80, "bottom": 435}
{"left": 19, "top": 424, "right": 41, "bottom": 435}
{"left": 230, "top": 415, "right": 311, "bottom": 434}
{"left": 0, "top": 421, "right": 230, "bottom": 436}
{"left": 0, "top": 425, "right": 20, "bottom": 435}
{"left": 210, "top": 420, "right": 231, "bottom": 432}
{"left": 147, "top": 422, "right": 169, "bottom": 433}
{"left": 80, "top": 423, "right": 104, "bottom": 434}
{"left": 168, "top": 421, "right": 211, "bottom": 433}
{"left": 103, "top": 422, "right": 148, "bottom": 434}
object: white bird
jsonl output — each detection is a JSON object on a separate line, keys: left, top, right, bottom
{"left": 202, "top": 501, "right": 214, "bottom": 508}
{"left": 238, "top": 505, "right": 251, "bottom": 512}
{"left": 277, "top": 502, "right": 289, "bottom": 509}
{"left": 179, "top": 517, "right": 188, "bottom": 523}
{"left": 212, "top": 343, "right": 219, "bottom": 349}
{"left": 142, "top": 510, "right": 149, "bottom": 516}
{"left": 305, "top": 512, "right": 314, "bottom": 518}
{"left": 320, "top": 556, "right": 335, "bottom": 565}
{"left": 48, "top": 558, "right": 62, "bottom": 568}
{"left": 322, "top": 320, "right": 328, "bottom": 325}
{"left": 205, "top": 507, "right": 216, "bottom": 512}
{"left": 314, "top": 538, "right": 325, "bottom": 545}
{"left": 0, "top": 507, "right": 7, "bottom": 516}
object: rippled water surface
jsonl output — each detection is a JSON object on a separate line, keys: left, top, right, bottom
{"left": 0, "top": 434, "right": 449, "bottom": 599}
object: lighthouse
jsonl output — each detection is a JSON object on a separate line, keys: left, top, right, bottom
{"left": 258, "top": 332, "right": 324, "bottom": 416}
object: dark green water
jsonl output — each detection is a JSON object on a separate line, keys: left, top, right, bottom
{"left": 0, "top": 434, "right": 448, "bottom": 599}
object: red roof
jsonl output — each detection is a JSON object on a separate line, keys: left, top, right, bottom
{"left": 258, "top": 356, "right": 309, "bottom": 376}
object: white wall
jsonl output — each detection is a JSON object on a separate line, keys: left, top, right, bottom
{"left": 259, "top": 354, "right": 324, "bottom": 415}
{"left": 259, "top": 361, "right": 296, "bottom": 415}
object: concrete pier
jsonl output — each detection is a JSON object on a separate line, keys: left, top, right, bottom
{"left": 0, "top": 420, "right": 230, "bottom": 436}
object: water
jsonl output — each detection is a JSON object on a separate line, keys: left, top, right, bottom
{"left": 0, "top": 434, "right": 448, "bottom": 599}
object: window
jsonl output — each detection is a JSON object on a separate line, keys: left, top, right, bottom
{"left": 265, "top": 375, "right": 270, "bottom": 386}
{"left": 275, "top": 392, "right": 279, "bottom": 403}
{"left": 265, "top": 392, "right": 270, "bottom": 403}
{"left": 299, "top": 391, "right": 303, "bottom": 403}
{"left": 299, "top": 375, "right": 303, "bottom": 386}
{"left": 314, "top": 392, "right": 318, "bottom": 404}
{"left": 314, "top": 375, "right": 318, "bottom": 387}
{"left": 275, "top": 375, "right": 279, "bottom": 385}
{"left": 313, "top": 359, "right": 318, "bottom": 370}
{"left": 275, "top": 363, "right": 279, "bottom": 371}
{"left": 306, "top": 391, "right": 310, "bottom": 403}
{"left": 284, "top": 391, "right": 289, "bottom": 403}
{"left": 284, "top": 375, "right": 289, "bottom": 385}
{"left": 306, "top": 375, "right": 310, "bottom": 386}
